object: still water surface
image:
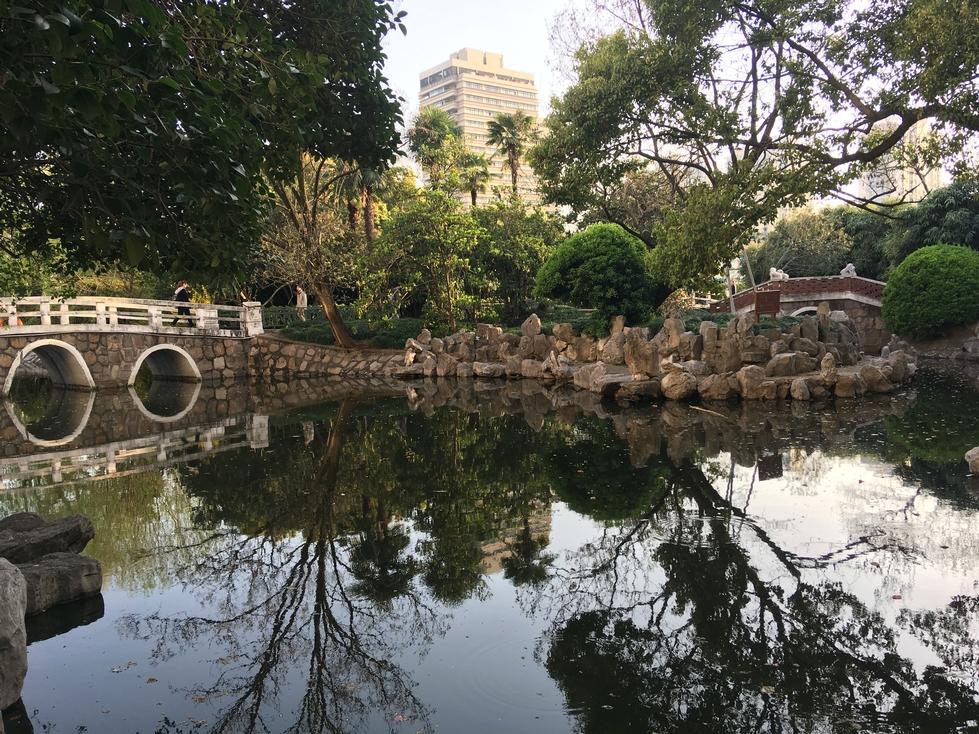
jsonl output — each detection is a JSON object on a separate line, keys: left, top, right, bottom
{"left": 2, "top": 373, "right": 979, "bottom": 733}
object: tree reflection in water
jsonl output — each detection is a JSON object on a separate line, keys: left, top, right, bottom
{"left": 17, "top": 375, "right": 977, "bottom": 734}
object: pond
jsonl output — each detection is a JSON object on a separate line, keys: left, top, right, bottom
{"left": 2, "top": 371, "right": 979, "bottom": 734}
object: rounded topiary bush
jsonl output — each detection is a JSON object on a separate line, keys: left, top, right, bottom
{"left": 534, "top": 223, "right": 665, "bottom": 328}
{"left": 881, "top": 244, "right": 979, "bottom": 338}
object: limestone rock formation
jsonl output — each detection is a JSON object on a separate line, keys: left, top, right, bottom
{"left": 18, "top": 553, "right": 103, "bottom": 616}
{"left": 698, "top": 373, "right": 739, "bottom": 401}
{"left": 737, "top": 365, "right": 776, "bottom": 400}
{"left": 967, "top": 446, "right": 979, "bottom": 475}
{"left": 0, "top": 559, "right": 27, "bottom": 711}
{"left": 661, "top": 370, "right": 698, "bottom": 400}
{"left": 0, "top": 514, "right": 94, "bottom": 564}
{"left": 521, "top": 313, "right": 542, "bottom": 338}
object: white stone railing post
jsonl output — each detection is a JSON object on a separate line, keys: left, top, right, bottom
{"left": 108, "top": 304, "right": 119, "bottom": 326}
{"left": 248, "top": 414, "right": 270, "bottom": 449}
{"left": 59, "top": 301, "right": 70, "bottom": 325}
{"left": 3, "top": 299, "right": 16, "bottom": 327}
{"left": 196, "top": 305, "right": 219, "bottom": 332}
{"left": 241, "top": 302, "right": 264, "bottom": 336}
{"left": 95, "top": 301, "right": 107, "bottom": 326}
{"left": 38, "top": 297, "right": 51, "bottom": 326}
{"left": 148, "top": 305, "right": 163, "bottom": 331}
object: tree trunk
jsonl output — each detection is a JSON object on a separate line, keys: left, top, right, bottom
{"left": 471, "top": 187, "right": 478, "bottom": 207}
{"left": 510, "top": 155, "right": 518, "bottom": 193}
{"left": 363, "top": 186, "right": 377, "bottom": 242}
{"left": 311, "top": 282, "right": 358, "bottom": 349}
{"left": 741, "top": 246, "right": 757, "bottom": 287}
{"left": 347, "top": 201, "right": 358, "bottom": 230}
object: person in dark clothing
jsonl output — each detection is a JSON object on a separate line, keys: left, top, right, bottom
{"left": 172, "top": 280, "right": 192, "bottom": 326}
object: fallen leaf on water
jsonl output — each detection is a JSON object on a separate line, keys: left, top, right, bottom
{"left": 760, "top": 685, "right": 775, "bottom": 694}
{"left": 892, "top": 594, "right": 902, "bottom": 600}
{"left": 147, "top": 678, "right": 158, "bottom": 684}
{"left": 393, "top": 713, "right": 407, "bottom": 722}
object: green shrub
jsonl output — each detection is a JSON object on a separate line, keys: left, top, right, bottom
{"left": 882, "top": 244, "right": 979, "bottom": 338}
{"left": 281, "top": 317, "right": 426, "bottom": 349}
{"left": 534, "top": 223, "right": 665, "bottom": 328}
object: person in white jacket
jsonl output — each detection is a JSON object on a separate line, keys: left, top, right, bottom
{"left": 295, "top": 285, "right": 308, "bottom": 322}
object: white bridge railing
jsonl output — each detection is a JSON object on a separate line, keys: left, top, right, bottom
{"left": 0, "top": 296, "right": 264, "bottom": 338}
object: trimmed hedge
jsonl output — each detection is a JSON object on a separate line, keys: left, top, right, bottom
{"left": 534, "top": 223, "right": 664, "bottom": 331}
{"left": 882, "top": 244, "right": 979, "bottom": 338}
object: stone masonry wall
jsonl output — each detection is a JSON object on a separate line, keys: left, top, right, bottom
{"left": 248, "top": 335, "right": 403, "bottom": 381}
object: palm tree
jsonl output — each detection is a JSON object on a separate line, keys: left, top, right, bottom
{"left": 458, "top": 152, "right": 491, "bottom": 206}
{"left": 486, "top": 112, "right": 534, "bottom": 194}
{"left": 407, "top": 107, "right": 463, "bottom": 188}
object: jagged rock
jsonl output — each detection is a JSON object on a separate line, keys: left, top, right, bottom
{"left": 610, "top": 315, "right": 626, "bottom": 335}
{"left": 624, "top": 334, "right": 659, "bottom": 377}
{"left": 680, "top": 332, "right": 704, "bottom": 361}
{"left": 790, "top": 377, "right": 811, "bottom": 401}
{"left": 427, "top": 337, "right": 443, "bottom": 354}
{"left": 699, "top": 321, "right": 719, "bottom": 348}
{"left": 392, "top": 363, "right": 424, "bottom": 378}
{"left": 736, "top": 313, "right": 756, "bottom": 335}
{"left": 572, "top": 336, "right": 599, "bottom": 362}
{"left": 704, "top": 339, "right": 742, "bottom": 374}
{"left": 0, "top": 514, "right": 94, "bottom": 564}
{"left": 789, "top": 337, "right": 820, "bottom": 357}
{"left": 18, "top": 553, "right": 102, "bottom": 616}
{"left": 505, "top": 355, "right": 523, "bottom": 378}
{"left": 663, "top": 318, "right": 686, "bottom": 350}
{"left": 967, "top": 446, "right": 979, "bottom": 474}
{"left": 770, "top": 339, "right": 789, "bottom": 357}
{"left": 887, "top": 350, "right": 909, "bottom": 383}
{"left": 0, "top": 558, "right": 27, "bottom": 711}
{"left": 737, "top": 365, "right": 776, "bottom": 400}
{"left": 417, "top": 328, "right": 432, "bottom": 345}
{"left": 573, "top": 362, "right": 633, "bottom": 395}
{"left": 475, "top": 345, "right": 502, "bottom": 362}
{"left": 661, "top": 370, "right": 698, "bottom": 400}
{"left": 834, "top": 372, "right": 866, "bottom": 398}
{"left": 405, "top": 338, "right": 429, "bottom": 354}
{"left": 859, "top": 364, "right": 894, "bottom": 394}
{"left": 615, "top": 379, "right": 660, "bottom": 402}
{"left": 436, "top": 352, "right": 459, "bottom": 377}
{"left": 677, "top": 360, "right": 709, "bottom": 376}
{"left": 521, "top": 313, "right": 542, "bottom": 337}
{"left": 473, "top": 362, "right": 506, "bottom": 378}
{"left": 820, "top": 352, "right": 838, "bottom": 385}
{"left": 766, "top": 352, "right": 817, "bottom": 377}
{"left": 599, "top": 332, "right": 626, "bottom": 364}
{"left": 455, "top": 362, "right": 473, "bottom": 379}
{"left": 420, "top": 353, "right": 437, "bottom": 377}
{"left": 552, "top": 323, "right": 576, "bottom": 342}
{"left": 521, "top": 359, "right": 545, "bottom": 379}
{"left": 475, "top": 323, "right": 503, "bottom": 344}
{"left": 530, "top": 334, "right": 550, "bottom": 359}
{"left": 800, "top": 316, "right": 819, "bottom": 342}
{"left": 403, "top": 349, "right": 417, "bottom": 367}
{"left": 698, "top": 373, "right": 739, "bottom": 401}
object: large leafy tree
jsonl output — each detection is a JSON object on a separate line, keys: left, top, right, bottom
{"left": 750, "top": 210, "right": 852, "bottom": 278}
{"left": 407, "top": 107, "right": 466, "bottom": 192}
{"left": 0, "top": 0, "right": 403, "bottom": 294}
{"left": 487, "top": 112, "right": 534, "bottom": 194}
{"left": 533, "top": 0, "right": 979, "bottom": 287}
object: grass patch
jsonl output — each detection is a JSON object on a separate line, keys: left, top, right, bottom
{"left": 281, "top": 317, "right": 425, "bottom": 349}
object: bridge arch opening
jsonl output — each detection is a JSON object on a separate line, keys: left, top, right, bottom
{"left": 129, "top": 345, "right": 202, "bottom": 386}
{"left": 129, "top": 381, "right": 202, "bottom": 423}
{"left": 3, "top": 389, "right": 95, "bottom": 447}
{"left": 2, "top": 339, "right": 95, "bottom": 396}
{"left": 790, "top": 306, "right": 819, "bottom": 317}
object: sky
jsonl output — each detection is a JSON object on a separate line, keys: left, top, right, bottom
{"left": 382, "top": 0, "right": 570, "bottom": 121}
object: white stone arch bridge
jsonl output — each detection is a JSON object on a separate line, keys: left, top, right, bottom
{"left": 0, "top": 296, "right": 264, "bottom": 394}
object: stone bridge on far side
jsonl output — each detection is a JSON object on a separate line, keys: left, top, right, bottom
{"left": 0, "top": 296, "right": 265, "bottom": 394}
{"left": 714, "top": 275, "right": 890, "bottom": 354}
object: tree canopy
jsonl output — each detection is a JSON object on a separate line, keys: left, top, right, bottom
{"left": 0, "top": 0, "right": 404, "bottom": 282}
{"left": 532, "top": 0, "right": 979, "bottom": 286}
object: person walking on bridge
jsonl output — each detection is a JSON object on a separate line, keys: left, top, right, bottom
{"left": 295, "top": 285, "right": 308, "bottom": 322}
{"left": 172, "top": 280, "right": 192, "bottom": 326}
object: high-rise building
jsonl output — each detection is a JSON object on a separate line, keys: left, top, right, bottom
{"left": 858, "top": 119, "right": 945, "bottom": 203}
{"left": 419, "top": 48, "right": 540, "bottom": 204}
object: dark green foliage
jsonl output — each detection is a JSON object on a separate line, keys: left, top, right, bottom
{"left": 882, "top": 245, "right": 979, "bottom": 338}
{"left": 281, "top": 318, "right": 425, "bottom": 349}
{"left": 470, "top": 199, "right": 563, "bottom": 323}
{"left": 887, "top": 181, "right": 979, "bottom": 265}
{"left": 829, "top": 207, "right": 894, "bottom": 281}
{"left": 0, "top": 0, "right": 402, "bottom": 283}
{"left": 535, "top": 224, "right": 664, "bottom": 328}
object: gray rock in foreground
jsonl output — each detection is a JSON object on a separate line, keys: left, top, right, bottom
{"left": 967, "top": 446, "right": 979, "bottom": 475}
{"left": 0, "top": 558, "right": 27, "bottom": 711}
{"left": 0, "top": 514, "right": 94, "bottom": 564}
{"left": 17, "top": 553, "right": 102, "bottom": 617}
